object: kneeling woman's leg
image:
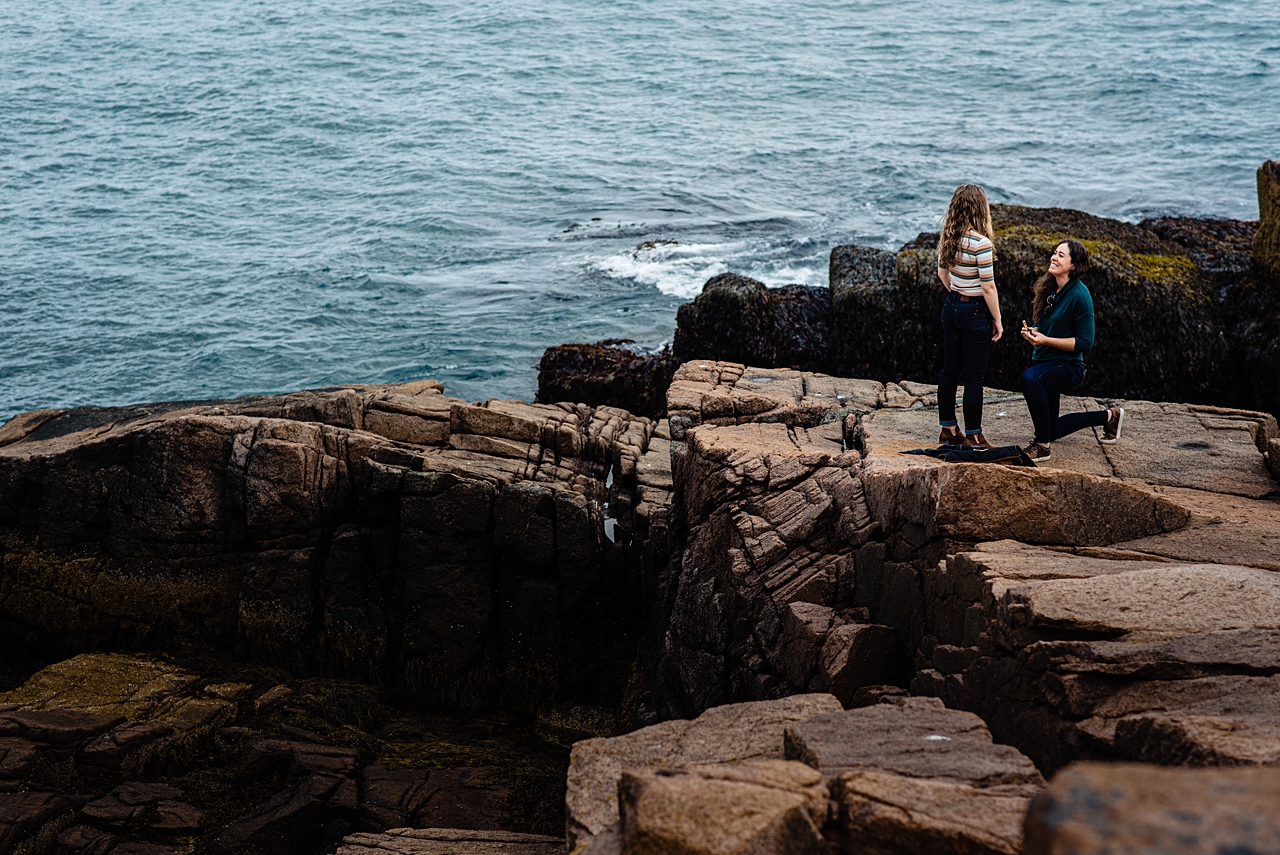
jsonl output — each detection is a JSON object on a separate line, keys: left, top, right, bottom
{"left": 1021, "top": 361, "right": 1083, "bottom": 443}
{"left": 1054, "top": 394, "right": 1110, "bottom": 440}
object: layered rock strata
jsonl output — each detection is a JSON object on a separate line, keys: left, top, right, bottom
{"left": 4, "top": 355, "right": 1280, "bottom": 854}
{"left": 0, "top": 381, "right": 673, "bottom": 713}
{"left": 337, "top": 828, "right": 564, "bottom": 855}
{"left": 569, "top": 694, "right": 1047, "bottom": 855}
{"left": 535, "top": 341, "right": 678, "bottom": 421}
{"left": 0, "top": 652, "right": 570, "bottom": 854}
{"left": 564, "top": 694, "right": 842, "bottom": 853}
{"left": 643, "top": 361, "right": 1279, "bottom": 784}
{"left": 1024, "top": 763, "right": 1280, "bottom": 854}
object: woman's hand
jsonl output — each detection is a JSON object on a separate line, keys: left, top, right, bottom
{"left": 1021, "top": 325, "right": 1045, "bottom": 346}
{"left": 991, "top": 318, "right": 1003, "bottom": 342}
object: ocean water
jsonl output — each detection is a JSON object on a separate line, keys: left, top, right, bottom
{"left": 3, "top": 0, "right": 1278, "bottom": 420}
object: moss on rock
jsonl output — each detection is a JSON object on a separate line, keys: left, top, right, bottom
{"left": 0, "top": 652, "right": 196, "bottom": 719}
{"left": 1253, "top": 160, "right": 1280, "bottom": 279}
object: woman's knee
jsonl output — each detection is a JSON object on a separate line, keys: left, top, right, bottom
{"left": 1020, "top": 366, "right": 1040, "bottom": 392}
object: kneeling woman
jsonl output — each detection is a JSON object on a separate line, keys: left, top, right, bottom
{"left": 1018, "top": 240, "right": 1124, "bottom": 462}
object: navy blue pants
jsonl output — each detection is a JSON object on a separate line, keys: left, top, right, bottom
{"left": 938, "top": 292, "right": 992, "bottom": 434}
{"left": 1020, "top": 360, "right": 1108, "bottom": 443}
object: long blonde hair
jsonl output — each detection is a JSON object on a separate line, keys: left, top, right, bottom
{"left": 937, "top": 184, "right": 995, "bottom": 270}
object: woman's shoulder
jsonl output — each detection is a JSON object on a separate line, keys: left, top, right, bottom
{"left": 1069, "top": 278, "right": 1095, "bottom": 305}
{"left": 961, "top": 230, "right": 993, "bottom": 249}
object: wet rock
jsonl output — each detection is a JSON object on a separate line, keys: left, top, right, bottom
{"left": 565, "top": 694, "right": 842, "bottom": 853}
{"left": 0, "top": 709, "right": 124, "bottom": 746}
{"left": 112, "top": 844, "right": 182, "bottom": 855}
{"left": 358, "top": 765, "right": 514, "bottom": 832}
{"left": 212, "top": 768, "right": 353, "bottom": 855}
{"left": 337, "top": 828, "right": 563, "bottom": 855}
{"left": 0, "top": 737, "right": 37, "bottom": 781}
{"left": 1140, "top": 215, "right": 1258, "bottom": 280}
{"left": 80, "top": 782, "right": 200, "bottom": 834}
{"left": 673, "top": 274, "right": 831, "bottom": 372}
{"left": 254, "top": 685, "right": 294, "bottom": 714}
{"left": 56, "top": 824, "right": 117, "bottom": 855}
{"left": 536, "top": 341, "right": 679, "bottom": 420}
{"left": 1254, "top": 159, "right": 1280, "bottom": 279}
{"left": 617, "top": 761, "right": 828, "bottom": 855}
{"left": 828, "top": 244, "right": 931, "bottom": 387}
{"left": 0, "top": 791, "right": 72, "bottom": 853}
{"left": 1024, "top": 762, "right": 1280, "bottom": 854}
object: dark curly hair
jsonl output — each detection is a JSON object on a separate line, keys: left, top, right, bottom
{"left": 1032, "top": 239, "right": 1090, "bottom": 322}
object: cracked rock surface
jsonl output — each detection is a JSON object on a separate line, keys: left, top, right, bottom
{"left": 0, "top": 380, "right": 671, "bottom": 712}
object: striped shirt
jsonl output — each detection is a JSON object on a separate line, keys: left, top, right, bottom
{"left": 946, "top": 232, "right": 995, "bottom": 295}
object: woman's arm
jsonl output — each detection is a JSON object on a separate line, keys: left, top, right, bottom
{"left": 1020, "top": 328, "right": 1076, "bottom": 351}
{"left": 978, "top": 268, "right": 1002, "bottom": 342}
{"left": 937, "top": 267, "right": 952, "bottom": 291}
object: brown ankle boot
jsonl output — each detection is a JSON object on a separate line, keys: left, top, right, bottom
{"left": 939, "top": 425, "right": 962, "bottom": 446}
{"left": 963, "top": 432, "right": 992, "bottom": 449}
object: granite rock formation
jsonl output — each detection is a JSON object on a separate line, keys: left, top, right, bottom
{"left": 571, "top": 694, "right": 1047, "bottom": 855}
{"left": 4, "top": 351, "right": 1280, "bottom": 854}
{"left": 0, "top": 381, "right": 674, "bottom": 714}
{"left": 535, "top": 341, "right": 678, "bottom": 420}
{"left": 617, "top": 761, "right": 829, "bottom": 855}
{"left": 1024, "top": 763, "right": 1280, "bottom": 854}
{"left": 564, "top": 694, "right": 841, "bottom": 853}
{"left": 637, "top": 360, "right": 1280, "bottom": 801}
{"left": 0, "top": 652, "right": 570, "bottom": 853}
{"left": 672, "top": 274, "right": 830, "bottom": 374}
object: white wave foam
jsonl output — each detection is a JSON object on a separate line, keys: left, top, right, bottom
{"left": 594, "top": 240, "right": 742, "bottom": 299}
{"left": 595, "top": 239, "right": 828, "bottom": 298}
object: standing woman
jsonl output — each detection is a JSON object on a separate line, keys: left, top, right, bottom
{"left": 936, "top": 184, "right": 1003, "bottom": 447}
{"left": 1018, "top": 239, "right": 1124, "bottom": 462}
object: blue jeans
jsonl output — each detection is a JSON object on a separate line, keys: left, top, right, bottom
{"left": 938, "top": 293, "right": 993, "bottom": 434}
{"left": 1020, "top": 360, "right": 1108, "bottom": 443}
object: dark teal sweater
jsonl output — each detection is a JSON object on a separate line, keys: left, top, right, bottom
{"left": 1032, "top": 278, "right": 1095, "bottom": 366}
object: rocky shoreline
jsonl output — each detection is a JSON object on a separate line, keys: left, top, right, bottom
{"left": 540, "top": 161, "right": 1280, "bottom": 423}
{"left": 2, "top": 162, "right": 1279, "bottom": 854}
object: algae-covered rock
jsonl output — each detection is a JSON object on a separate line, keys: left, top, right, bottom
{"left": 536, "top": 341, "right": 678, "bottom": 420}
{"left": 664, "top": 195, "right": 1276, "bottom": 420}
{"left": 673, "top": 274, "right": 830, "bottom": 372}
{"left": 0, "top": 653, "right": 571, "bottom": 853}
{"left": 825, "top": 204, "right": 1232, "bottom": 406}
{"left": 1253, "top": 159, "right": 1280, "bottom": 279}
{"left": 987, "top": 204, "right": 1222, "bottom": 404}
{"left": 828, "top": 245, "right": 930, "bottom": 384}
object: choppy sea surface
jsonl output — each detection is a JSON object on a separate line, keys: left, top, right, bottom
{"left": 3, "top": 1, "right": 1278, "bottom": 420}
